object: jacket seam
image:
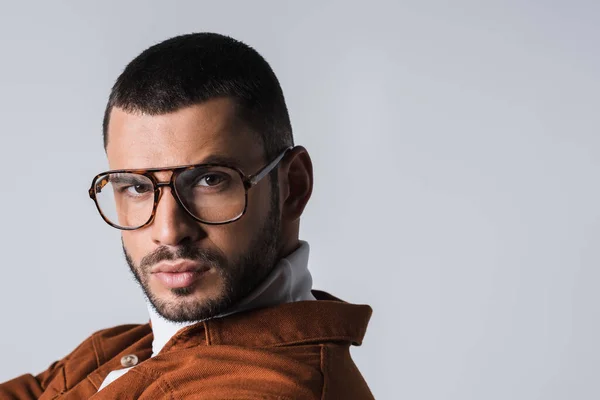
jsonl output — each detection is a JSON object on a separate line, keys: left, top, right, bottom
{"left": 91, "top": 333, "right": 104, "bottom": 367}
{"left": 204, "top": 320, "right": 212, "bottom": 345}
{"left": 152, "top": 336, "right": 358, "bottom": 351}
{"left": 49, "top": 391, "right": 64, "bottom": 400}
{"left": 60, "top": 365, "right": 68, "bottom": 394}
{"left": 156, "top": 377, "right": 175, "bottom": 399}
{"left": 129, "top": 367, "right": 174, "bottom": 399}
{"left": 86, "top": 374, "right": 100, "bottom": 391}
{"left": 265, "top": 336, "right": 356, "bottom": 348}
{"left": 320, "top": 344, "right": 328, "bottom": 400}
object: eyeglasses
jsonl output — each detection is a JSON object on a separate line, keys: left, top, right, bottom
{"left": 88, "top": 147, "right": 292, "bottom": 230}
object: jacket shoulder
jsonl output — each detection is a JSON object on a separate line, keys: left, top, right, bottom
{"left": 320, "top": 344, "right": 374, "bottom": 399}
{"left": 0, "top": 323, "right": 151, "bottom": 399}
{"left": 56, "top": 323, "right": 150, "bottom": 369}
{"left": 88, "top": 323, "right": 151, "bottom": 362}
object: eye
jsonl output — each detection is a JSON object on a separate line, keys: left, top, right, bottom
{"left": 196, "top": 173, "right": 228, "bottom": 187}
{"left": 126, "top": 184, "right": 153, "bottom": 194}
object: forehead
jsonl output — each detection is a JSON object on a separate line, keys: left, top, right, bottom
{"left": 105, "top": 98, "right": 262, "bottom": 170}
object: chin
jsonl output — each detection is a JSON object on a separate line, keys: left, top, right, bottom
{"left": 149, "top": 284, "right": 231, "bottom": 322}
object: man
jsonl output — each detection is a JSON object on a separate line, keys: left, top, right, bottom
{"left": 1, "top": 32, "right": 374, "bottom": 399}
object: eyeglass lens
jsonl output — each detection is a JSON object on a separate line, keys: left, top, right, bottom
{"left": 93, "top": 166, "right": 246, "bottom": 229}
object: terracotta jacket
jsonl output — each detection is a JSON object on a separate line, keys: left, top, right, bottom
{"left": 0, "top": 291, "right": 374, "bottom": 399}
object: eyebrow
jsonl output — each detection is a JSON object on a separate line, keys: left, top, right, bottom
{"left": 197, "top": 154, "right": 244, "bottom": 167}
{"left": 109, "top": 174, "right": 150, "bottom": 184}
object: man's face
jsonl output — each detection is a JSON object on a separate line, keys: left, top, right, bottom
{"left": 105, "top": 98, "right": 281, "bottom": 322}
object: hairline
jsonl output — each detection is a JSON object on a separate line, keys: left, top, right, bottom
{"left": 102, "top": 96, "right": 270, "bottom": 158}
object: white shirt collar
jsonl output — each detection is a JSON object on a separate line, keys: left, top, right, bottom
{"left": 147, "top": 240, "right": 315, "bottom": 356}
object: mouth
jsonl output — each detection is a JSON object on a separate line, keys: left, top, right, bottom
{"left": 151, "top": 260, "right": 210, "bottom": 289}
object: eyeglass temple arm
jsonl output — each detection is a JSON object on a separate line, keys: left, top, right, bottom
{"left": 248, "top": 146, "right": 293, "bottom": 186}
{"left": 89, "top": 177, "right": 110, "bottom": 198}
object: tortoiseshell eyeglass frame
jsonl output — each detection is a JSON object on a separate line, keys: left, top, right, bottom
{"left": 88, "top": 146, "right": 293, "bottom": 230}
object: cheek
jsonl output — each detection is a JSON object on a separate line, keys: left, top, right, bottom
{"left": 207, "top": 184, "right": 273, "bottom": 254}
{"left": 121, "top": 232, "right": 150, "bottom": 264}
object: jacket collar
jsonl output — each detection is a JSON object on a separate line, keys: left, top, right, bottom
{"left": 161, "top": 290, "right": 372, "bottom": 352}
{"left": 87, "top": 291, "right": 372, "bottom": 392}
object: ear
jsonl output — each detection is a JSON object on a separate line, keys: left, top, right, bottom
{"left": 278, "top": 146, "right": 313, "bottom": 222}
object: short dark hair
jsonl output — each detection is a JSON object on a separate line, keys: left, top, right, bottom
{"left": 102, "top": 32, "right": 294, "bottom": 161}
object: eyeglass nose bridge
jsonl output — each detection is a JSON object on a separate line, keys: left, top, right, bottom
{"left": 155, "top": 181, "right": 174, "bottom": 189}
{"left": 151, "top": 178, "right": 189, "bottom": 217}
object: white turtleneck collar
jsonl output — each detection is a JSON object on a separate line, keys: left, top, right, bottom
{"left": 147, "top": 240, "right": 315, "bottom": 357}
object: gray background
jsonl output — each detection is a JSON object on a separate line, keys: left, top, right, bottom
{"left": 0, "top": 1, "right": 598, "bottom": 399}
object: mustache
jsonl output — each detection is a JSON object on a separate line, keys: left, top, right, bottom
{"left": 139, "top": 243, "right": 226, "bottom": 271}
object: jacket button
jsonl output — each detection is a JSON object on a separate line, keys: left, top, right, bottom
{"left": 120, "top": 354, "right": 139, "bottom": 368}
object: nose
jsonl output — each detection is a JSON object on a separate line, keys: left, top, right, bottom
{"left": 150, "top": 185, "right": 204, "bottom": 246}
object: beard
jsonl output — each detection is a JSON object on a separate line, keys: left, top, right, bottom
{"left": 123, "top": 190, "right": 281, "bottom": 322}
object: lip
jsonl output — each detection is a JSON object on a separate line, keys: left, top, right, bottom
{"left": 151, "top": 260, "right": 209, "bottom": 274}
{"left": 151, "top": 260, "right": 211, "bottom": 289}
